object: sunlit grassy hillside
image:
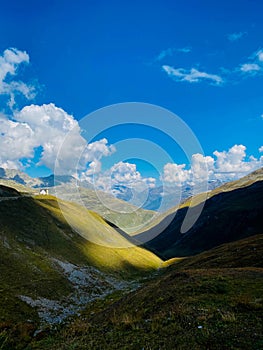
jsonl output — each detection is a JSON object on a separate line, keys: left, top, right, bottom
{"left": 0, "top": 187, "right": 161, "bottom": 344}
{"left": 50, "top": 184, "right": 156, "bottom": 234}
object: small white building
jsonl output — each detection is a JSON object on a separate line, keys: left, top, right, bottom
{"left": 39, "top": 188, "right": 49, "bottom": 195}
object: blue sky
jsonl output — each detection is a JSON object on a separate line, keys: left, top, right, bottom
{"left": 0, "top": 0, "right": 263, "bottom": 189}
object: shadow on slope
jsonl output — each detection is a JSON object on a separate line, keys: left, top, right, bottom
{"left": 137, "top": 180, "right": 263, "bottom": 259}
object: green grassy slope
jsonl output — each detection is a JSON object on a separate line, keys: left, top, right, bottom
{"left": 33, "top": 234, "right": 263, "bottom": 350}
{"left": 1, "top": 173, "right": 157, "bottom": 234}
{"left": 34, "top": 195, "right": 161, "bottom": 269}
{"left": 50, "top": 184, "right": 156, "bottom": 234}
{"left": 137, "top": 177, "right": 263, "bottom": 259}
{"left": 0, "top": 189, "right": 162, "bottom": 346}
{"left": 163, "top": 234, "right": 263, "bottom": 269}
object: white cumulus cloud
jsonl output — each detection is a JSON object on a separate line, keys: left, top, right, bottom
{"left": 191, "top": 154, "right": 214, "bottom": 181}
{"left": 85, "top": 139, "right": 115, "bottom": 164}
{"left": 212, "top": 144, "right": 263, "bottom": 180}
{"left": 162, "top": 163, "right": 189, "bottom": 184}
{"left": 110, "top": 162, "right": 141, "bottom": 184}
{"left": 0, "top": 103, "right": 115, "bottom": 174}
{"left": 84, "top": 161, "right": 156, "bottom": 203}
{"left": 0, "top": 48, "right": 36, "bottom": 109}
{"left": 213, "top": 144, "right": 257, "bottom": 174}
{"left": 161, "top": 145, "right": 263, "bottom": 186}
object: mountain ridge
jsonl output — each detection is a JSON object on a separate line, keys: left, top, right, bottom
{"left": 136, "top": 168, "right": 263, "bottom": 258}
{"left": 0, "top": 168, "right": 156, "bottom": 233}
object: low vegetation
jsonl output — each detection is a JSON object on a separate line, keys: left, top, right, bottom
{"left": 32, "top": 234, "right": 263, "bottom": 350}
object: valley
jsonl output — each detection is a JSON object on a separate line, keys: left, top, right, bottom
{"left": 0, "top": 168, "right": 262, "bottom": 349}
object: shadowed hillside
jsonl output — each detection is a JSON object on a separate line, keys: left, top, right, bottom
{"left": 137, "top": 175, "right": 263, "bottom": 258}
{"left": 0, "top": 184, "right": 21, "bottom": 197}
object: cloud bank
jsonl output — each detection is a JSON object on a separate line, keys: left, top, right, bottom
{"left": 0, "top": 103, "right": 115, "bottom": 174}
{"left": 162, "top": 145, "right": 263, "bottom": 187}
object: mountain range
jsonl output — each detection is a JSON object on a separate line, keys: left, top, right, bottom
{"left": 113, "top": 179, "right": 224, "bottom": 211}
{"left": 0, "top": 167, "right": 225, "bottom": 212}
{"left": 0, "top": 167, "right": 226, "bottom": 234}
